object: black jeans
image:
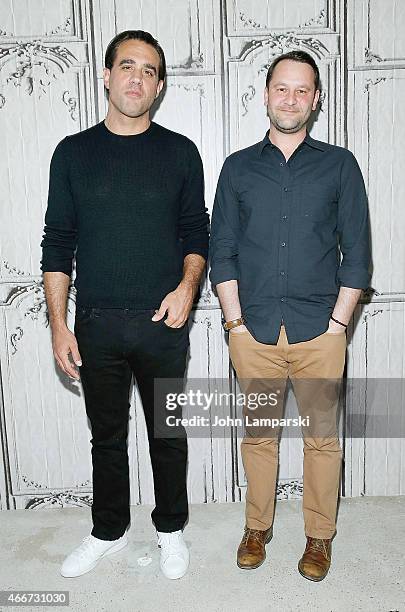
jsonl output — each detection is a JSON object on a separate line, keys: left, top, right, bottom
{"left": 74, "top": 307, "right": 189, "bottom": 540}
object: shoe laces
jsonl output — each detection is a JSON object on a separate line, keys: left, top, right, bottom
{"left": 158, "top": 531, "right": 183, "bottom": 556}
{"left": 308, "top": 538, "right": 329, "bottom": 556}
{"left": 241, "top": 528, "right": 266, "bottom": 545}
{"left": 75, "top": 535, "right": 98, "bottom": 558}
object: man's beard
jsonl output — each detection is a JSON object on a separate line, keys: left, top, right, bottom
{"left": 268, "top": 107, "right": 312, "bottom": 134}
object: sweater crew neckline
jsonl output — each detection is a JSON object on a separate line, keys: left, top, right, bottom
{"left": 100, "top": 120, "right": 155, "bottom": 142}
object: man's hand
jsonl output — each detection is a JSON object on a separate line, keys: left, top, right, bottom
{"left": 152, "top": 281, "right": 194, "bottom": 328}
{"left": 52, "top": 324, "right": 82, "bottom": 379}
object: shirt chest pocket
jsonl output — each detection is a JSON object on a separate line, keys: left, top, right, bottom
{"left": 296, "top": 181, "right": 337, "bottom": 222}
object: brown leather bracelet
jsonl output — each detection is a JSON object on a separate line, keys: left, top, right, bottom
{"left": 223, "top": 317, "right": 245, "bottom": 331}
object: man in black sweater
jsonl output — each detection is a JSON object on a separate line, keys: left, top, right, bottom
{"left": 41, "top": 30, "right": 209, "bottom": 580}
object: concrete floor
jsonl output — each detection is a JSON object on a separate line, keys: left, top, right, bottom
{"left": 0, "top": 497, "right": 404, "bottom": 612}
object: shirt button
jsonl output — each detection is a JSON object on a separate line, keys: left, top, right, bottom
{"left": 282, "top": 215, "right": 287, "bottom": 220}
{"left": 283, "top": 187, "right": 288, "bottom": 192}
{"left": 280, "top": 162, "right": 284, "bottom": 167}
{"left": 281, "top": 297, "right": 286, "bottom": 302}
{"left": 281, "top": 242, "right": 286, "bottom": 247}
{"left": 280, "top": 271, "right": 285, "bottom": 276}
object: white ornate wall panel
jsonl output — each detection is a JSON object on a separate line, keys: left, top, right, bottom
{"left": 94, "top": 0, "right": 221, "bottom": 76}
{"left": 0, "top": 0, "right": 96, "bottom": 279}
{"left": 225, "top": 0, "right": 337, "bottom": 35}
{"left": 345, "top": 303, "right": 405, "bottom": 496}
{"left": 0, "top": 0, "right": 404, "bottom": 512}
{"left": 344, "top": 1, "right": 405, "bottom": 496}
{"left": 347, "top": 69, "right": 405, "bottom": 296}
{"left": 0, "top": 286, "right": 92, "bottom": 509}
{"left": 348, "top": 0, "right": 405, "bottom": 69}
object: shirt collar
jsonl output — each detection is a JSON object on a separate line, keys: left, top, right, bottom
{"left": 258, "top": 130, "right": 326, "bottom": 155}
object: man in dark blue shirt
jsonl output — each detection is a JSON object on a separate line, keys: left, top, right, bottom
{"left": 210, "top": 50, "right": 370, "bottom": 581}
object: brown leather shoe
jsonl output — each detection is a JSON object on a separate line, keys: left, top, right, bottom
{"left": 298, "top": 537, "right": 332, "bottom": 581}
{"left": 237, "top": 526, "right": 273, "bottom": 570}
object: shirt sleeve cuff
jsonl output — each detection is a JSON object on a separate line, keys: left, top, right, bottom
{"left": 337, "top": 269, "right": 371, "bottom": 290}
{"left": 209, "top": 266, "right": 239, "bottom": 286}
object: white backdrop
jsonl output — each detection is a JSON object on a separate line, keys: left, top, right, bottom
{"left": 0, "top": 0, "right": 404, "bottom": 511}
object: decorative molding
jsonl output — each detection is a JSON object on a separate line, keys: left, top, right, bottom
{"left": 62, "top": 90, "right": 78, "bottom": 120}
{"left": 3, "top": 280, "right": 78, "bottom": 355}
{"left": 364, "top": 48, "right": 384, "bottom": 64}
{"left": 10, "top": 326, "right": 23, "bottom": 355}
{"left": 22, "top": 473, "right": 91, "bottom": 489}
{"left": 238, "top": 33, "right": 330, "bottom": 63}
{"left": 21, "top": 474, "right": 46, "bottom": 489}
{"left": 167, "top": 83, "right": 205, "bottom": 97}
{"left": 199, "top": 289, "right": 212, "bottom": 305}
{"left": 45, "top": 17, "right": 72, "bottom": 37}
{"left": 239, "top": 11, "right": 263, "bottom": 30}
{"left": 362, "top": 308, "right": 384, "bottom": 324}
{"left": 276, "top": 478, "right": 303, "bottom": 498}
{"left": 4, "top": 282, "right": 48, "bottom": 323}
{"left": 241, "top": 85, "right": 256, "bottom": 116}
{"left": 363, "top": 76, "right": 388, "bottom": 93}
{"left": 318, "top": 90, "right": 327, "bottom": 112}
{"left": 170, "top": 52, "right": 204, "bottom": 71}
{"left": 2, "top": 260, "right": 27, "bottom": 276}
{"left": 239, "top": 7, "right": 327, "bottom": 31}
{"left": 193, "top": 316, "right": 213, "bottom": 330}
{"left": 299, "top": 8, "right": 327, "bottom": 29}
{"left": 25, "top": 492, "right": 92, "bottom": 509}
{"left": 0, "top": 41, "right": 77, "bottom": 97}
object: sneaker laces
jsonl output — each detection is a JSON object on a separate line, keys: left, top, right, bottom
{"left": 75, "top": 535, "right": 98, "bottom": 558}
{"left": 158, "top": 532, "right": 183, "bottom": 557}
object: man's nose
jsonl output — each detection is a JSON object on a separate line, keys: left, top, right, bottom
{"left": 129, "top": 70, "right": 142, "bottom": 84}
{"left": 285, "top": 92, "right": 297, "bottom": 105}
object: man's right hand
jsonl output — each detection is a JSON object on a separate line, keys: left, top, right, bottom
{"left": 51, "top": 325, "right": 82, "bottom": 380}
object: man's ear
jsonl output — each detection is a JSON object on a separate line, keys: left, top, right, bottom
{"left": 103, "top": 67, "right": 110, "bottom": 91}
{"left": 264, "top": 86, "right": 269, "bottom": 106}
{"left": 155, "top": 79, "right": 164, "bottom": 98}
{"left": 312, "top": 89, "right": 321, "bottom": 111}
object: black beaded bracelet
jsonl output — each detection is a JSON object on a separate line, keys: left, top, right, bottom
{"left": 330, "top": 315, "right": 347, "bottom": 328}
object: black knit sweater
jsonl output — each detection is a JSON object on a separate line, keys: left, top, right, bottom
{"left": 41, "top": 121, "right": 209, "bottom": 308}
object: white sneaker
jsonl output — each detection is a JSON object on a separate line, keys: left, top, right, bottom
{"left": 157, "top": 530, "right": 189, "bottom": 579}
{"left": 60, "top": 532, "right": 128, "bottom": 577}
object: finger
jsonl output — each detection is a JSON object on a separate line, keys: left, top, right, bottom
{"left": 152, "top": 303, "right": 168, "bottom": 321}
{"left": 164, "top": 316, "right": 185, "bottom": 328}
{"left": 163, "top": 309, "right": 179, "bottom": 327}
{"left": 70, "top": 343, "right": 82, "bottom": 366}
{"left": 55, "top": 356, "right": 68, "bottom": 375}
{"left": 59, "top": 353, "right": 80, "bottom": 380}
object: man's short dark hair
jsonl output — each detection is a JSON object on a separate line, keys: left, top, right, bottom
{"left": 105, "top": 30, "right": 166, "bottom": 81}
{"left": 265, "top": 50, "right": 320, "bottom": 91}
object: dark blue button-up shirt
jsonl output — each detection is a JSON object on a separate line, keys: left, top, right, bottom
{"left": 209, "top": 131, "right": 371, "bottom": 344}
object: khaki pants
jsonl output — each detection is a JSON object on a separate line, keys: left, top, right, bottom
{"left": 229, "top": 326, "right": 346, "bottom": 539}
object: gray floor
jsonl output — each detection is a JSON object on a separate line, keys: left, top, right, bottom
{"left": 0, "top": 497, "right": 404, "bottom": 612}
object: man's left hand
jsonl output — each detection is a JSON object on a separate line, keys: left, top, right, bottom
{"left": 152, "top": 282, "right": 194, "bottom": 328}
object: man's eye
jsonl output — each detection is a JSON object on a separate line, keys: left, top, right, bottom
{"left": 297, "top": 90, "right": 306, "bottom": 94}
{"left": 122, "top": 65, "right": 131, "bottom": 70}
{"left": 144, "top": 70, "right": 153, "bottom": 76}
